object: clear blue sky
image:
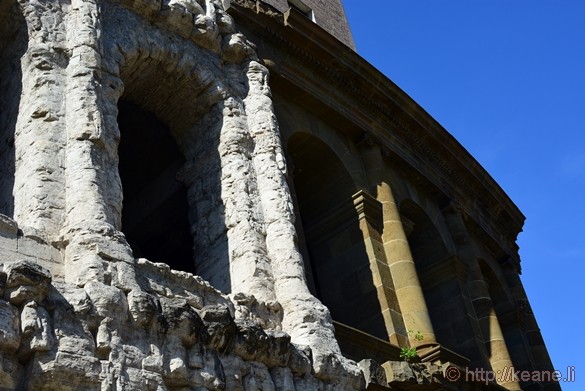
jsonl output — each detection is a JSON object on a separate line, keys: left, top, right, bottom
{"left": 342, "top": 1, "right": 584, "bottom": 389}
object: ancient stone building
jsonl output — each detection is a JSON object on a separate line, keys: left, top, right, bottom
{"left": 0, "top": 0, "right": 559, "bottom": 390}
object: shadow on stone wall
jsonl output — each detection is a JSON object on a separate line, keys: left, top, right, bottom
{"left": 0, "top": 2, "right": 25, "bottom": 217}
{"left": 182, "top": 101, "right": 230, "bottom": 292}
{"left": 287, "top": 132, "right": 387, "bottom": 340}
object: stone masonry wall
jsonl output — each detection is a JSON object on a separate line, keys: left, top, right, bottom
{"left": 0, "top": 0, "right": 365, "bottom": 389}
{"left": 0, "top": 0, "right": 516, "bottom": 390}
{"left": 0, "top": 258, "right": 358, "bottom": 390}
{"left": 0, "top": 256, "right": 458, "bottom": 390}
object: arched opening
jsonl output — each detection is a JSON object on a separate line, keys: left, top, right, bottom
{"left": 0, "top": 2, "right": 25, "bottom": 217}
{"left": 287, "top": 132, "right": 387, "bottom": 339}
{"left": 117, "top": 100, "right": 194, "bottom": 272}
{"left": 401, "top": 200, "right": 467, "bottom": 351}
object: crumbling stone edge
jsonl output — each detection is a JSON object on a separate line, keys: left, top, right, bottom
{"left": 0, "top": 259, "right": 365, "bottom": 390}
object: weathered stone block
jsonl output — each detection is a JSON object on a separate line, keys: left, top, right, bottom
{"left": 4, "top": 260, "right": 51, "bottom": 305}
{"left": 200, "top": 304, "right": 237, "bottom": 352}
{"left": 5, "top": 260, "right": 51, "bottom": 288}
{"left": 358, "top": 359, "right": 387, "bottom": 387}
{"left": 160, "top": 298, "right": 204, "bottom": 347}
{"left": 127, "top": 289, "right": 159, "bottom": 327}
{"left": 20, "top": 302, "right": 53, "bottom": 356}
{"left": 0, "top": 301, "right": 20, "bottom": 354}
{"left": 84, "top": 282, "right": 126, "bottom": 323}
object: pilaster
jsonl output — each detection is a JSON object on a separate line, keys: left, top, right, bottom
{"left": 352, "top": 190, "right": 406, "bottom": 347}
{"left": 442, "top": 204, "right": 520, "bottom": 390}
{"left": 360, "top": 142, "right": 436, "bottom": 347}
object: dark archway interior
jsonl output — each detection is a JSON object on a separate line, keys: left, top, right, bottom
{"left": 117, "top": 100, "right": 194, "bottom": 273}
{"left": 402, "top": 203, "right": 450, "bottom": 271}
{"left": 287, "top": 133, "right": 387, "bottom": 340}
{"left": 0, "top": 4, "right": 25, "bottom": 217}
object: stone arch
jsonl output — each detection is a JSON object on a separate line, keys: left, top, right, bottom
{"left": 0, "top": 1, "right": 26, "bottom": 217}
{"left": 400, "top": 199, "right": 451, "bottom": 269}
{"left": 390, "top": 181, "right": 456, "bottom": 255}
{"left": 277, "top": 103, "right": 369, "bottom": 191}
{"left": 286, "top": 131, "right": 387, "bottom": 339}
{"left": 102, "top": 5, "right": 230, "bottom": 275}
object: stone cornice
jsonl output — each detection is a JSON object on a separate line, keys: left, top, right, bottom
{"left": 417, "top": 343, "right": 470, "bottom": 367}
{"left": 333, "top": 320, "right": 402, "bottom": 361}
{"left": 227, "top": 0, "right": 524, "bottom": 269}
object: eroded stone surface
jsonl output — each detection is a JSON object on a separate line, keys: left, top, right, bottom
{"left": 0, "top": 0, "right": 365, "bottom": 386}
{"left": 0, "top": 0, "right": 505, "bottom": 389}
{"left": 0, "top": 261, "right": 368, "bottom": 390}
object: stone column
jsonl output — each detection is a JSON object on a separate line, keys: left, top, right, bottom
{"left": 242, "top": 60, "right": 361, "bottom": 385}
{"left": 469, "top": 270, "right": 520, "bottom": 390}
{"left": 242, "top": 59, "right": 328, "bottom": 336}
{"left": 352, "top": 190, "right": 407, "bottom": 347}
{"left": 441, "top": 205, "right": 492, "bottom": 369}
{"left": 13, "top": 0, "right": 68, "bottom": 238}
{"left": 62, "top": 0, "right": 133, "bottom": 285}
{"left": 217, "top": 94, "right": 276, "bottom": 304}
{"left": 360, "top": 143, "right": 435, "bottom": 346}
{"left": 443, "top": 205, "right": 520, "bottom": 390}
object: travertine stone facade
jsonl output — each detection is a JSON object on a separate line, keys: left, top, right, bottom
{"left": 0, "top": 0, "right": 363, "bottom": 388}
{"left": 0, "top": 257, "right": 357, "bottom": 390}
{"left": 0, "top": 0, "right": 558, "bottom": 390}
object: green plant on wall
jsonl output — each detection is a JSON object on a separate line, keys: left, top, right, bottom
{"left": 399, "top": 346, "right": 418, "bottom": 361}
{"left": 412, "top": 330, "right": 424, "bottom": 342}
{"left": 399, "top": 330, "right": 424, "bottom": 362}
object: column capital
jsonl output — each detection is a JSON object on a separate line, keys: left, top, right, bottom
{"left": 352, "top": 190, "right": 382, "bottom": 231}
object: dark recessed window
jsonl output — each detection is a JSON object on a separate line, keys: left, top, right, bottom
{"left": 288, "top": 0, "right": 315, "bottom": 22}
{"left": 117, "top": 100, "right": 194, "bottom": 273}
